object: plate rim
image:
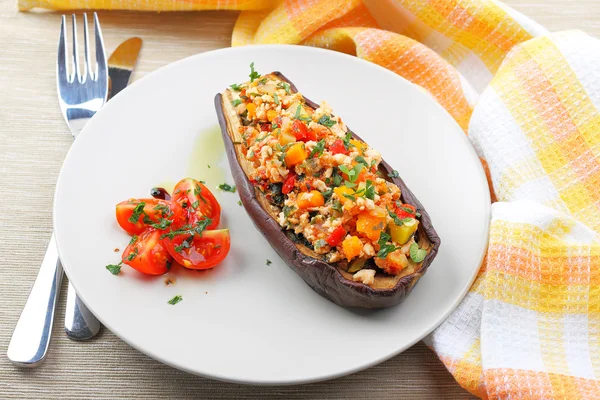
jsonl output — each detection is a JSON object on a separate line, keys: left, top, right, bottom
{"left": 53, "top": 44, "right": 491, "bottom": 385}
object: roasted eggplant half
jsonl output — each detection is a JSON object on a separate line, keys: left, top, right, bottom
{"left": 215, "top": 70, "right": 440, "bottom": 308}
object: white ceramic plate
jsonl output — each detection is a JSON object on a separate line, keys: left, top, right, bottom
{"left": 54, "top": 45, "right": 490, "bottom": 385}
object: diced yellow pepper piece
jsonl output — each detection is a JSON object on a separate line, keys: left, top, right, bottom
{"left": 389, "top": 219, "right": 418, "bottom": 244}
{"left": 334, "top": 186, "right": 355, "bottom": 204}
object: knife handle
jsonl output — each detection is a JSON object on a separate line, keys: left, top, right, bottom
{"left": 7, "top": 233, "right": 64, "bottom": 367}
{"left": 65, "top": 281, "right": 101, "bottom": 340}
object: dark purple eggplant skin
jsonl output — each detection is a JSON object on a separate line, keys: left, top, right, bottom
{"left": 214, "top": 72, "right": 441, "bottom": 309}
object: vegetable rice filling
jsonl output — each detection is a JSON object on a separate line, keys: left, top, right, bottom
{"left": 229, "top": 66, "right": 427, "bottom": 283}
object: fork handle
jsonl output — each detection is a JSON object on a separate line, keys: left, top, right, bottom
{"left": 7, "top": 233, "right": 64, "bottom": 367}
{"left": 65, "top": 281, "right": 101, "bottom": 340}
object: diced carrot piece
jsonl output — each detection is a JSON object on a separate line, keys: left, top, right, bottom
{"left": 334, "top": 186, "right": 355, "bottom": 204}
{"left": 285, "top": 143, "right": 307, "bottom": 166}
{"left": 247, "top": 103, "right": 257, "bottom": 119}
{"left": 297, "top": 190, "right": 325, "bottom": 209}
{"left": 356, "top": 208, "right": 387, "bottom": 241}
{"left": 342, "top": 235, "right": 363, "bottom": 261}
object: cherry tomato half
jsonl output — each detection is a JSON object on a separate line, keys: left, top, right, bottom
{"left": 122, "top": 229, "right": 173, "bottom": 275}
{"left": 116, "top": 199, "right": 186, "bottom": 236}
{"left": 172, "top": 178, "right": 221, "bottom": 230}
{"left": 164, "top": 229, "right": 231, "bottom": 270}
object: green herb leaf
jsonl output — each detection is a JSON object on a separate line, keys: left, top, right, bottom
{"left": 167, "top": 295, "right": 183, "bottom": 305}
{"left": 377, "top": 244, "right": 398, "bottom": 259}
{"left": 126, "top": 248, "right": 139, "bottom": 261}
{"left": 128, "top": 202, "right": 146, "bottom": 224}
{"left": 129, "top": 235, "right": 138, "bottom": 245}
{"left": 317, "top": 115, "right": 336, "bottom": 128}
{"left": 332, "top": 173, "right": 342, "bottom": 187}
{"left": 258, "top": 77, "right": 267, "bottom": 85}
{"left": 322, "top": 188, "right": 333, "bottom": 201}
{"left": 273, "top": 93, "right": 279, "bottom": 105}
{"left": 191, "top": 200, "right": 199, "bottom": 210}
{"left": 266, "top": 259, "right": 272, "bottom": 266}
{"left": 309, "top": 139, "right": 326, "bottom": 158}
{"left": 249, "top": 62, "right": 260, "bottom": 82}
{"left": 342, "top": 131, "right": 353, "bottom": 150}
{"left": 105, "top": 263, "right": 121, "bottom": 275}
{"left": 378, "top": 232, "right": 391, "bottom": 248}
{"left": 355, "top": 155, "right": 369, "bottom": 167}
{"left": 218, "top": 183, "right": 236, "bottom": 193}
{"left": 231, "top": 98, "right": 243, "bottom": 107}
{"left": 342, "top": 193, "right": 356, "bottom": 202}
{"left": 238, "top": 200, "right": 243, "bottom": 206}
{"left": 277, "top": 82, "right": 291, "bottom": 94}
{"left": 410, "top": 243, "right": 427, "bottom": 263}
{"left": 174, "top": 236, "right": 193, "bottom": 253}
{"left": 230, "top": 83, "right": 242, "bottom": 91}
{"left": 389, "top": 169, "right": 400, "bottom": 178}
{"left": 332, "top": 200, "right": 343, "bottom": 213}
{"left": 365, "top": 180, "right": 376, "bottom": 200}
{"left": 148, "top": 218, "right": 172, "bottom": 230}
{"left": 153, "top": 204, "right": 172, "bottom": 217}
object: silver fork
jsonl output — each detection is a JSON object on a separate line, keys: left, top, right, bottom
{"left": 7, "top": 13, "right": 107, "bottom": 367}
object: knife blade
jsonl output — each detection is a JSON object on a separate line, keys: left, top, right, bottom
{"left": 64, "top": 37, "right": 143, "bottom": 341}
{"left": 108, "top": 37, "right": 142, "bottom": 99}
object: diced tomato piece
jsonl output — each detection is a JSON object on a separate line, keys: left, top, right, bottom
{"left": 329, "top": 139, "right": 348, "bottom": 155}
{"left": 291, "top": 120, "right": 316, "bottom": 142}
{"left": 282, "top": 174, "right": 296, "bottom": 195}
{"left": 326, "top": 226, "right": 346, "bottom": 247}
{"left": 396, "top": 203, "right": 417, "bottom": 219}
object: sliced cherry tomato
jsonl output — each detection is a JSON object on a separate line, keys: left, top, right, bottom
{"left": 329, "top": 139, "right": 348, "bottom": 155}
{"left": 116, "top": 199, "right": 186, "bottom": 235}
{"left": 164, "top": 229, "right": 231, "bottom": 270}
{"left": 326, "top": 226, "right": 347, "bottom": 247}
{"left": 282, "top": 174, "right": 296, "bottom": 195}
{"left": 172, "top": 178, "right": 221, "bottom": 230}
{"left": 396, "top": 203, "right": 417, "bottom": 219}
{"left": 122, "top": 229, "right": 173, "bottom": 275}
{"left": 291, "top": 120, "right": 317, "bottom": 142}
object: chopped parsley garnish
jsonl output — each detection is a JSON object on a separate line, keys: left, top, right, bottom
{"left": 344, "top": 181, "right": 357, "bottom": 188}
{"left": 332, "top": 173, "right": 342, "bottom": 187}
{"left": 208, "top": 164, "right": 211, "bottom": 168}
{"left": 126, "top": 247, "right": 139, "bottom": 261}
{"left": 294, "top": 104, "right": 311, "bottom": 122}
{"left": 105, "top": 263, "right": 121, "bottom": 275}
{"left": 230, "top": 83, "right": 242, "bottom": 91}
{"left": 153, "top": 204, "right": 172, "bottom": 217}
{"left": 249, "top": 62, "right": 260, "bottom": 82}
{"left": 238, "top": 200, "right": 243, "bottom": 206}
{"left": 342, "top": 131, "right": 354, "bottom": 150}
{"left": 317, "top": 115, "right": 336, "bottom": 128}
{"left": 410, "top": 243, "right": 427, "bottom": 263}
{"left": 129, "top": 235, "right": 138, "bottom": 245}
{"left": 218, "top": 183, "right": 236, "bottom": 193}
{"left": 277, "top": 81, "right": 291, "bottom": 94}
{"left": 399, "top": 205, "right": 416, "bottom": 215}
{"left": 389, "top": 169, "right": 400, "bottom": 178}
{"left": 231, "top": 98, "right": 243, "bottom": 107}
{"left": 364, "top": 180, "right": 376, "bottom": 200}
{"left": 167, "top": 295, "right": 183, "bottom": 305}
{"left": 148, "top": 218, "right": 172, "bottom": 230}
{"left": 376, "top": 232, "right": 399, "bottom": 259}
{"left": 338, "top": 164, "right": 363, "bottom": 184}
{"left": 272, "top": 122, "right": 279, "bottom": 129}
{"left": 332, "top": 200, "right": 343, "bottom": 213}
{"left": 160, "top": 218, "right": 212, "bottom": 240}
{"left": 355, "top": 155, "right": 369, "bottom": 167}
{"left": 322, "top": 188, "right": 333, "bottom": 201}
{"left": 174, "top": 237, "right": 192, "bottom": 253}
{"left": 266, "top": 259, "right": 272, "bottom": 266}
{"left": 343, "top": 193, "right": 356, "bottom": 202}
{"left": 128, "top": 202, "right": 146, "bottom": 224}
{"left": 258, "top": 77, "right": 267, "bottom": 85}
{"left": 273, "top": 93, "right": 279, "bottom": 105}
{"left": 309, "top": 139, "right": 326, "bottom": 158}
{"left": 191, "top": 200, "right": 199, "bottom": 209}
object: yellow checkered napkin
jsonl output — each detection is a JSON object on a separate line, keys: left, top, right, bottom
{"left": 20, "top": 0, "right": 600, "bottom": 398}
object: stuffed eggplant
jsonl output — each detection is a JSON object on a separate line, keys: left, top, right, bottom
{"left": 215, "top": 69, "right": 440, "bottom": 308}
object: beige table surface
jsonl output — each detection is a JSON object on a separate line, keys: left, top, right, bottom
{"left": 1, "top": 1, "right": 598, "bottom": 398}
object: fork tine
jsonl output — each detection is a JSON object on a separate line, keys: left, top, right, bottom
{"left": 82, "top": 13, "right": 91, "bottom": 81}
{"left": 71, "top": 15, "right": 81, "bottom": 83}
{"left": 93, "top": 13, "right": 107, "bottom": 82}
{"left": 57, "top": 15, "right": 70, "bottom": 84}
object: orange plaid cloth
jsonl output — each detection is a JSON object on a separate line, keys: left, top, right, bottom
{"left": 20, "top": 1, "right": 600, "bottom": 398}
